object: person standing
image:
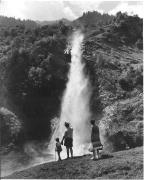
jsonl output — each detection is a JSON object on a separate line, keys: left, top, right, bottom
{"left": 61, "top": 122, "right": 73, "bottom": 159}
{"left": 55, "top": 138, "right": 62, "bottom": 161}
{"left": 90, "top": 120, "right": 102, "bottom": 160}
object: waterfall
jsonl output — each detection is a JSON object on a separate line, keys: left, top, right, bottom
{"left": 49, "top": 31, "right": 92, "bottom": 157}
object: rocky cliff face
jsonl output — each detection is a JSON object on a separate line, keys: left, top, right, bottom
{"left": 83, "top": 32, "right": 143, "bottom": 151}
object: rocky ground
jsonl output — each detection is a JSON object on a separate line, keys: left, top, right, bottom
{"left": 4, "top": 147, "right": 143, "bottom": 179}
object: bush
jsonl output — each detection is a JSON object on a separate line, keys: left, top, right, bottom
{"left": 119, "top": 66, "right": 143, "bottom": 92}
{"left": 0, "top": 107, "right": 22, "bottom": 146}
{"left": 108, "top": 131, "right": 127, "bottom": 152}
{"left": 119, "top": 78, "right": 134, "bottom": 91}
{"left": 123, "top": 131, "right": 143, "bottom": 148}
{"left": 136, "top": 39, "right": 143, "bottom": 50}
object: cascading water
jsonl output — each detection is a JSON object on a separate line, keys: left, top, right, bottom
{"left": 49, "top": 31, "right": 92, "bottom": 157}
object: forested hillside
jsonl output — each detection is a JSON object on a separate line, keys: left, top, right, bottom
{"left": 0, "top": 11, "right": 143, "bottom": 153}
{"left": 73, "top": 11, "right": 114, "bottom": 29}
{"left": 0, "top": 17, "right": 72, "bottom": 144}
{"left": 0, "top": 16, "right": 38, "bottom": 29}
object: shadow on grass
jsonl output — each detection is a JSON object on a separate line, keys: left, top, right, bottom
{"left": 101, "top": 154, "right": 113, "bottom": 159}
{"left": 62, "top": 155, "right": 89, "bottom": 161}
{"left": 62, "top": 154, "right": 113, "bottom": 161}
{"left": 72, "top": 155, "right": 86, "bottom": 159}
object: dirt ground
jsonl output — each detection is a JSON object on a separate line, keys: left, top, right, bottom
{"left": 4, "top": 146, "right": 143, "bottom": 179}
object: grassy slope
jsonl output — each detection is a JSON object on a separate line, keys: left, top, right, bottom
{"left": 5, "top": 147, "right": 143, "bottom": 179}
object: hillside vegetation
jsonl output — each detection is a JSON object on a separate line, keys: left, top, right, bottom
{"left": 82, "top": 12, "right": 143, "bottom": 151}
{"left": 0, "top": 18, "right": 72, "bottom": 144}
{"left": 0, "top": 11, "right": 143, "bottom": 153}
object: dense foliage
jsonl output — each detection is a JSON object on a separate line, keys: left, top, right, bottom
{"left": 0, "top": 16, "right": 38, "bottom": 29}
{"left": 103, "top": 12, "right": 143, "bottom": 45}
{"left": 73, "top": 11, "right": 114, "bottom": 29}
{"left": 0, "top": 107, "right": 22, "bottom": 147}
{"left": 0, "top": 17, "right": 72, "bottom": 142}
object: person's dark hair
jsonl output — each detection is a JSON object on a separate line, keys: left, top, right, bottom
{"left": 64, "top": 122, "right": 69, "bottom": 128}
{"left": 56, "top": 138, "right": 59, "bottom": 142}
{"left": 90, "top": 120, "right": 95, "bottom": 125}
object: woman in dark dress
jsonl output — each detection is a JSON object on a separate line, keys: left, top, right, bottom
{"left": 90, "top": 120, "right": 102, "bottom": 160}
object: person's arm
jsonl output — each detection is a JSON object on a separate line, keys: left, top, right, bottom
{"left": 91, "top": 126, "right": 94, "bottom": 142}
{"left": 61, "top": 132, "right": 66, "bottom": 144}
{"left": 61, "top": 137, "right": 64, "bottom": 144}
{"left": 55, "top": 143, "right": 57, "bottom": 151}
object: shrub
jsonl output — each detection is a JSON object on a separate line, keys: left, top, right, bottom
{"left": 136, "top": 39, "right": 143, "bottom": 50}
{"left": 119, "top": 78, "right": 134, "bottom": 91}
{"left": 123, "top": 131, "right": 143, "bottom": 148}
{"left": 0, "top": 107, "right": 22, "bottom": 146}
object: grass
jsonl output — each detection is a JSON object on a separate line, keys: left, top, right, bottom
{"left": 4, "top": 146, "right": 143, "bottom": 179}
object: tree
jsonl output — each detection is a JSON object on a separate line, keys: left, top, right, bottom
{"left": 136, "top": 39, "right": 143, "bottom": 49}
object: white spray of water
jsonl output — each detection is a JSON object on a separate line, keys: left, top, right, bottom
{"left": 49, "top": 31, "right": 92, "bottom": 157}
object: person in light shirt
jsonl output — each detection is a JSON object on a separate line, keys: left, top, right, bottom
{"left": 61, "top": 122, "right": 73, "bottom": 159}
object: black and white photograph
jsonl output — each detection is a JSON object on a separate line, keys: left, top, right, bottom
{"left": 0, "top": 0, "right": 143, "bottom": 179}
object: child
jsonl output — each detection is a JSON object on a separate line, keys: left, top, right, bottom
{"left": 90, "top": 120, "right": 103, "bottom": 160}
{"left": 55, "top": 138, "right": 62, "bottom": 161}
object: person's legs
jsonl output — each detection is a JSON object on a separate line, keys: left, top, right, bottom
{"left": 96, "top": 149, "right": 99, "bottom": 159}
{"left": 93, "top": 148, "right": 96, "bottom": 159}
{"left": 66, "top": 147, "right": 69, "bottom": 158}
{"left": 70, "top": 147, "right": 73, "bottom": 158}
{"left": 57, "top": 151, "right": 61, "bottom": 161}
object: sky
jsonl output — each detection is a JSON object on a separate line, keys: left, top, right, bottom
{"left": 0, "top": 0, "right": 143, "bottom": 21}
